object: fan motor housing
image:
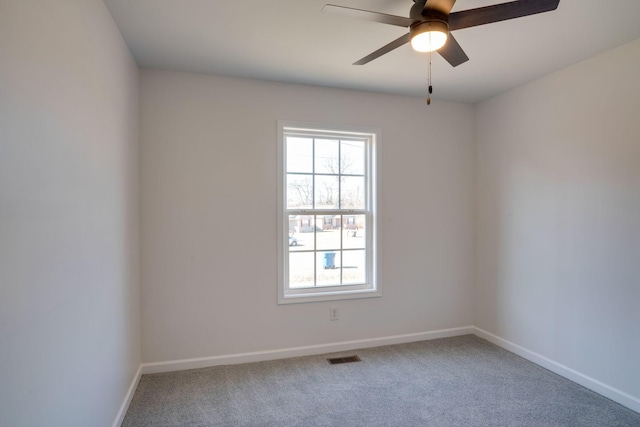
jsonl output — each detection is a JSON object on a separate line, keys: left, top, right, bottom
{"left": 410, "top": 0, "right": 449, "bottom": 22}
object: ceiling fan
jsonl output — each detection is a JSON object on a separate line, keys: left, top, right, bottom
{"left": 323, "top": 0, "right": 561, "bottom": 67}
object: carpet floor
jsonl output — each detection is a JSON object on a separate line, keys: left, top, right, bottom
{"left": 122, "top": 335, "right": 640, "bottom": 426}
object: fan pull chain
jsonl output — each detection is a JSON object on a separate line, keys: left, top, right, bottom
{"left": 427, "top": 51, "right": 433, "bottom": 105}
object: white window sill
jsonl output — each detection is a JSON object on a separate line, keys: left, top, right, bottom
{"left": 278, "top": 287, "right": 382, "bottom": 305}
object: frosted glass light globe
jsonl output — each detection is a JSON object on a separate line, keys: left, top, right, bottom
{"left": 410, "top": 30, "right": 447, "bottom": 52}
{"left": 410, "top": 21, "right": 449, "bottom": 52}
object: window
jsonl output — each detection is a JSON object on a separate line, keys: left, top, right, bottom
{"left": 277, "top": 121, "right": 380, "bottom": 304}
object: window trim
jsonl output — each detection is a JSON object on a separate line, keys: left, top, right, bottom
{"left": 277, "top": 120, "right": 381, "bottom": 304}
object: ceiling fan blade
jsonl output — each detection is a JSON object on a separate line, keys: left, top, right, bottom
{"left": 353, "top": 33, "right": 411, "bottom": 65}
{"left": 449, "top": 0, "right": 560, "bottom": 31}
{"left": 437, "top": 33, "right": 469, "bottom": 67}
{"left": 323, "top": 4, "right": 413, "bottom": 27}
{"left": 423, "top": 0, "right": 456, "bottom": 15}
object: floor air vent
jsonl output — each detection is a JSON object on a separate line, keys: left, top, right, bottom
{"left": 327, "top": 355, "right": 361, "bottom": 365}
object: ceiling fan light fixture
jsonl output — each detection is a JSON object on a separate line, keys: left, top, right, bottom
{"left": 410, "top": 21, "right": 448, "bottom": 52}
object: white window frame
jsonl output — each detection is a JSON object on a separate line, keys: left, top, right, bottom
{"left": 277, "top": 120, "right": 381, "bottom": 304}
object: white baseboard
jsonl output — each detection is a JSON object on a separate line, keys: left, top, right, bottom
{"left": 473, "top": 327, "right": 640, "bottom": 414}
{"left": 140, "top": 326, "right": 474, "bottom": 374}
{"left": 112, "top": 364, "right": 142, "bottom": 427}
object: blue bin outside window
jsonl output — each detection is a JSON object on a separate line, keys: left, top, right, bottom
{"left": 323, "top": 252, "right": 336, "bottom": 269}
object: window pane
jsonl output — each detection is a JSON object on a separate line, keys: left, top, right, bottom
{"left": 341, "top": 176, "right": 365, "bottom": 209}
{"left": 287, "top": 174, "right": 312, "bottom": 209}
{"left": 316, "top": 251, "right": 341, "bottom": 286}
{"left": 341, "top": 140, "right": 365, "bottom": 175}
{"left": 322, "top": 215, "right": 336, "bottom": 230}
{"left": 316, "top": 226, "right": 340, "bottom": 251}
{"left": 343, "top": 215, "right": 366, "bottom": 249}
{"left": 288, "top": 215, "right": 314, "bottom": 251}
{"left": 286, "top": 137, "right": 313, "bottom": 173}
{"left": 315, "top": 175, "right": 339, "bottom": 209}
{"left": 289, "top": 252, "right": 315, "bottom": 288}
{"left": 342, "top": 250, "right": 365, "bottom": 284}
{"left": 315, "top": 139, "right": 339, "bottom": 174}
{"left": 293, "top": 215, "right": 317, "bottom": 234}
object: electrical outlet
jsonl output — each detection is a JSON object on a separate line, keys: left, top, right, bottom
{"left": 330, "top": 306, "right": 339, "bottom": 321}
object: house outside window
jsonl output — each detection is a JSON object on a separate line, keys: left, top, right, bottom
{"left": 277, "top": 121, "right": 381, "bottom": 304}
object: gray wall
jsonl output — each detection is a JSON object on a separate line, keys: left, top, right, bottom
{"left": 0, "top": 1, "right": 141, "bottom": 425}
{"left": 475, "top": 39, "right": 640, "bottom": 403}
{"left": 139, "top": 70, "right": 476, "bottom": 363}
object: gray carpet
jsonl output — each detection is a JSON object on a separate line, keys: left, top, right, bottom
{"left": 122, "top": 335, "right": 640, "bottom": 426}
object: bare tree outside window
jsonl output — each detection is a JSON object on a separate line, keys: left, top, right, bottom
{"left": 287, "top": 139, "right": 365, "bottom": 209}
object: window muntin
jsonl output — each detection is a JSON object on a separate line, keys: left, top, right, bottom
{"left": 277, "top": 122, "right": 380, "bottom": 304}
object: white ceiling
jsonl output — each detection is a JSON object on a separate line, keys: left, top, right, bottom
{"left": 104, "top": 0, "right": 640, "bottom": 104}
